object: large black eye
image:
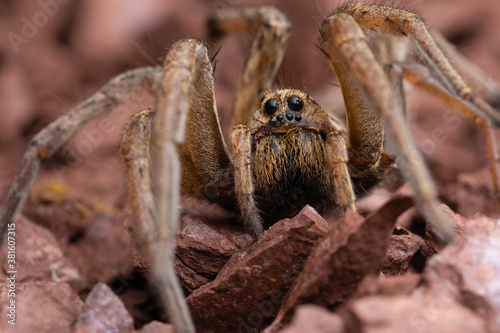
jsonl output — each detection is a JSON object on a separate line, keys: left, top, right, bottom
{"left": 264, "top": 98, "right": 279, "bottom": 115}
{"left": 287, "top": 95, "right": 304, "bottom": 111}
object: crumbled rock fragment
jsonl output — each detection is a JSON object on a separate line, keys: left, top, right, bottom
{"left": 424, "top": 204, "right": 467, "bottom": 253}
{"left": 0, "top": 214, "right": 79, "bottom": 285}
{"left": 266, "top": 196, "right": 413, "bottom": 332}
{"left": 186, "top": 205, "right": 328, "bottom": 333}
{"left": 353, "top": 273, "right": 421, "bottom": 298}
{"left": 75, "top": 283, "right": 134, "bottom": 333}
{"left": 422, "top": 213, "right": 500, "bottom": 331}
{"left": 277, "top": 304, "right": 344, "bottom": 333}
{"left": 0, "top": 281, "right": 84, "bottom": 333}
{"left": 341, "top": 294, "right": 485, "bottom": 333}
{"left": 137, "top": 321, "right": 173, "bottom": 333}
{"left": 176, "top": 214, "right": 240, "bottom": 279}
{"left": 382, "top": 227, "right": 424, "bottom": 275}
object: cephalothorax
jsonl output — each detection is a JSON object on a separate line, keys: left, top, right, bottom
{"left": 1, "top": 3, "right": 499, "bottom": 332}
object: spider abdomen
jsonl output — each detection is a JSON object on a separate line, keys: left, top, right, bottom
{"left": 253, "top": 128, "right": 332, "bottom": 226}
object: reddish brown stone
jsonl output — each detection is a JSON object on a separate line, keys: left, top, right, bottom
{"left": 174, "top": 256, "right": 210, "bottom": 293}
{"left": 353, "top": 273, "right": 421, "bottom": 298}
{"left": 442, "top": 168, "right": 500, "bottom": 220}
{"left": 176, "top": 214, "right": 240, "bottom": 279}
{"left": 0, "top": 215, "right": 79, "bottom": 285}
{"left": 22, "top": 191, "right": 94, "bottom": 248}
{"left": 0, "top": 281, "right": 84, "bottom": 333}
{"left": 422, "top": 213, "right": 500, "bottom": 331}
{"left": 266, "top": 195, "right": 413, "bottom": 332}
{"left": 424, "top": 204, "right": 467, "bottom": 253}
{"left": 67, "top": 211, "right": 134, "bottom": 292}
{"left": 75, "top": 283, "right": 134, "bottom": 333}
{"left": 137, "top": 321, "right": 173, "bottom": 333}
{"left": 186, "top": 205, "right": 328, "bottom": 333}
{"left": 382, "top": 227, "right": 424, "bottom": 275}
{"left": 341, "top": 294, "right": 485, "bottom": 333}
{"left": 277, "top": 305, "right": 344, "bottom": 333}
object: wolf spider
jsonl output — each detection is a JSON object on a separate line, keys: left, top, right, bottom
{"left": 1, "top": 2, "right": 500, "bottom": 332}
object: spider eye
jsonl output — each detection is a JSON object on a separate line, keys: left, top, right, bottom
{"left": 264, "top": 98, "right": 279, "bottom": 115}
{"left": 287, "top": 95, "right": 304, "bottom": 111}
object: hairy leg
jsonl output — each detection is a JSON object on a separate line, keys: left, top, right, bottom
{"left": 0, "top": 66, "right": 162, "bottom": 242}
{"left": 120, "top": 110, "right": 155, "bottom": 261}
{"left": 209, "top": 6, "right": 291, "bottom": 129}
{"left": 394, "top": 62, "right": 500, "bottom": 197}
{"left": 335, "top": 2, "right": 500, "bottom": 126}
{"left": 231, "top": 124, "right": 263, "bottom": 238}
{"left": 320, "top": 13, "right": 454, "bottom": 242}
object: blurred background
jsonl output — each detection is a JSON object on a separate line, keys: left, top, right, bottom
{"left": 0, "top": 0, "right": 499, "bottom": 216}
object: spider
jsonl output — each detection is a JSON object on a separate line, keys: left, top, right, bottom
{"left": 1, "top": 2, "right": 500, "bottom": 332}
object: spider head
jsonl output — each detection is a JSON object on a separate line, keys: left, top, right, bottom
{"left": 254, "top": 89, "right": 333, "bottom": 136}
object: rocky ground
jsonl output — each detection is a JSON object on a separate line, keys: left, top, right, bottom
{"left": 1, "top": 0, "right": 500, "bottom": 332}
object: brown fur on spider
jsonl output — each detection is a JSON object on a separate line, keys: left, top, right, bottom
{"left": 1, "top": 2, "right": 500, "bottom": 333}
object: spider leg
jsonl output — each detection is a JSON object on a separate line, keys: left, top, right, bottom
{"left": 152, "top": 38, "right": 239, "bottom": 332}
{"left": 326, "top": 130, "right": 356, "bottom": 211}
{"left": 335, "top": 2, "right": 500, "bottom": 126}
{"left": 0, "top": 67, "right": 162, "bottom": 242}
{"left": 320, "top": 13, "right": 454, "bottom": 242}
{"left": 394, "top": 62, "right": 500, "bottom": 198}
{"left": 430, "top": 31, "right": 500, "bottom": 103}
{"left": 231, "top": 124, "right": 263, "bottom": 238}
{"left": 120, "top": 110, "right": 155, "bottom": 260}
{"left": 209, "top": 6, "right": 291, "bottom": 129}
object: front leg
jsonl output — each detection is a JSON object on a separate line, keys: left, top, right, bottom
{"left": 326, "top": 130, "right": 356, "bottom": 212}
{"left": 232, "top": 125, "right": 264, "bottom": 238}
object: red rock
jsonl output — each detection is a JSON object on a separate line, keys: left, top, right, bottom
{"left": 75, "top": 283, "right": 134, "bottom": 333}
{"left": 137, "top": 320, "right": 173, "bottom": 333}
{"left": 278, "top": 305, "right": 344, "bottom": 333}
{"left": 0, "top": 281, "right": 84, "bottom": 333}
{"left": 424, "top": 204, "right": 467, "bottom": 252}
{"left": 130, "top": 212, "right": 250, "bottom": 293}
{"left": 22, "top": 192, "right": 94, "bottom": 248}
{"left": 442, "top": 168, "right": 500, "bottom": 220}
{"left": 266, "top": 196, "right": 413, "bottom": 332}
{"left": 0, "top": 214, "right": 79, "bottom": 285}
{"left": 186, "top": 205, "right": 328, "bottom": 333}
{"left": 176, "top": 214, "right": 240, "bottom": 279}
{"left": 341, "top": 294, "right": 485, "bottom": 333}
{"left": 174, "top": 256, "right": 210, "bottom": 293}
{"left": 67, "top": 211, "right": 134, "bottom": 292}
{"left": 422, "top": 213, "right": 500, "bottom": 331}
{"left": 382, "top": 227, "right": 424, "bottom": 275}
{"left": 353, "top": 273, "right": 421, "bottom": 298}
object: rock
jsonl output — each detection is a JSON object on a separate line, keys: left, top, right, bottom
{"left": 424, "top": 204, "right": 467, "bottom": 253}
{"left": 278, "top": 305, "right": 344, "bottom": 333}
{"left": 67, "top": 211, "right": 134, "bottom": 292}
{"left": 0, "top": 281, "right": 84, "bottom": 333}
{"left": 341, "top": 294, "right": 485, "bottom": 333}
{"left": 422, "top": 213, "right": 500, "bottom": 331}
{"left": 0, "top": 214, "right": 79, "bottom": 285}
{"left": 130, "top": 212, "right": 250, "bottom": 293}
{"left": 75, "top": 283, "right": 134, "bottom": 333}
{"left": 266, "top": 196, "right": 413, "bottom": 332}
{"left": 137, "top": 321, "right": 173, "bottom": 333}
{"left": 22, "top": 190, "right": 94, "bottom": 248}
{"left": 353, "top": 273, "right": 421, "bottom": 298}
{"left": 186, "top": 205, "right": 328, "bottom": 333}
{"left": 382, "top": 227, "right": 424, "bottom": 275}
{"left": 442, "top": 168, "right": 500, "bottom": 220}
{"left": 176, "top": 214, "right": 240, "bottom": 279}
